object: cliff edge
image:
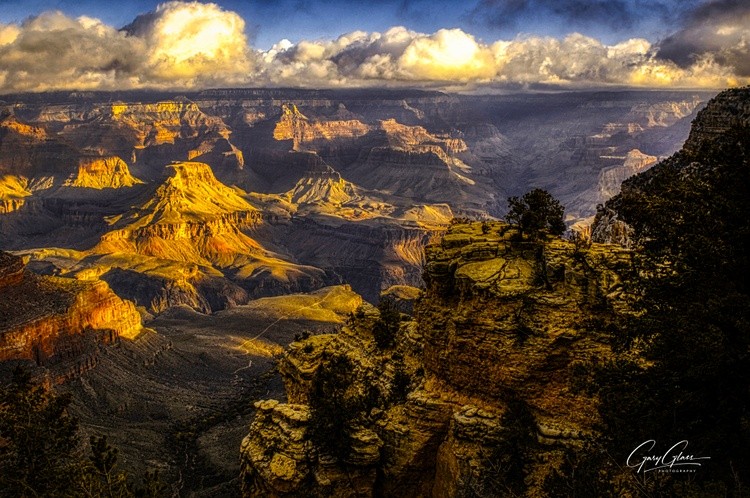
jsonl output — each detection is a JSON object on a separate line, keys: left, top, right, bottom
{"left": 239, "top": 221, "right": 631, "bottom": 497}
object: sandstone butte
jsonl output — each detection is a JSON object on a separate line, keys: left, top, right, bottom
{"left": 240, "top": 220, "right": 632, "bottom": 497}
{"left": 0, "top": 251, "right": 143, "bottom": 383}
{"left": 63, "top": 156, "right": 143, "bottom": 189}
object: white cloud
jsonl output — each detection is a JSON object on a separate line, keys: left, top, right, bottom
{"left": 258, "top": 28, "right": 746, "bottom": 89}
{"left": 0, "top": 2, "right": 252, "bottom": 93}
{"left": 0, "top": 2, "right": 746, "bottom": 94}
{"left": 136, "top": 1, "right": 252, "bottom": 82}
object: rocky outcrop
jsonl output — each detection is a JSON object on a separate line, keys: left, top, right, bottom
{"left": 680, "top": 87, "right": 750, "bottom": 156}
{"left": 81, "top": 162, "right": 330, "bottom": 310}
{"left": 240, "top": 221, "right": 632, "bottom": 497}
{"left": 0, "top": 174, "right": 31, "bottom": 213}
{"left": 0, "top": 251, "right": 143, "bottom": 380}
{"left": 0, "top": 113, "right": 79, "bottom": 177}
{"left": 595, "top": 149, "right": 656, "bottom": 200}
{"left": 286, "top": 167, "right": 360, "bottom": 206}
{"left": 273, "top": 104, "right": 370, "bottom": 150}
{"left": 64, "top": 156, "right": 143, "bottom": 189}
{"left": 592, "top": 87, "right": 750, "bottom": 245}
{"left": 99, "top": 161, "right": 262, "bottom": 242}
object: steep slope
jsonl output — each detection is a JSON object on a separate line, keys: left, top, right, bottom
{"left": 0, "top": 251, "right": 143, "bottom": 381}
{"left": 287, "top": 167, "right": 360, "bottom": 207}
{"left": 63, "top": 156, "right": 143, "bottom": 189}
{"left": 240, "top": 221, "right": 632, "bottom": 497}
{"left": 568, "top": 148, "right": 657, "bottom": 226}
{"left": 37, "top": 162, "right": 331, "bottom": 312}
{"left": 0, "top": 174, "right": 31, "bottom": 213}
{"left": 0, "top": 112, "right": 79, "bottom": 178}
{"left": 585, "top": 86, "right": 750, "bottom": 495}
{"left": 273, "top": 104, "right": 370, "bottom": 151}
{"left": 593, "top": 86, "right": 750, "bottom": 245}
{"left": 342, "top": 119, "right": 489, "bottom": 209}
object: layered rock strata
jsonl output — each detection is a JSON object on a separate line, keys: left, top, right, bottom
{"left": 240, "top": 221, "right": 631, "bottom": 497}
{"left": 0, "top": 251, "right": 143, "bottom": 380}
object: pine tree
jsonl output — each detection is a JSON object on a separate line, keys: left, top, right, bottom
{"left": 506, "top": 189, "right": 566, "bottom": 238}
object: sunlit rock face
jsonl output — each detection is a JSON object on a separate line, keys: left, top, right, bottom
{"left": 273, "top": 104, "right": 371, "bottom": 150}
{"left": 0, "top": 88, "right": 711, "bottom": 309}
{"left": 0, "top": 175, "right": 31, "bottom": 213}
{"left": 32, "top": 162, "right": 329, "bottom": 313}
{"left": 0, "top": 251, "right": 142, "bottom": 381}
{"left": 240, "top": 221, "right": 633, "bottom": 497}
{"left": 595, "top": 149, "right": 657, "bottom": 201}
{"left": 64, "top": 156, "right": 143, "bottom": 189}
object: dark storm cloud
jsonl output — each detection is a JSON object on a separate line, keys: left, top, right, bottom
{"left": 656, "top": 0, "right": 750, "bottom": 76}
{"left": 470, "top": 0, "right": 698, "bottom": 34}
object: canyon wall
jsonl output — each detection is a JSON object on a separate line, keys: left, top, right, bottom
{"left": 0, "top": 251, "right": 143, "bottom": 381}
{"left": 239, "top": 220, "right": 632, "bottom": 497}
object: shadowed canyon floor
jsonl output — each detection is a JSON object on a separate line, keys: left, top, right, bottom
{"left": 53, "top": 285, "right": 360, "bottom": 497}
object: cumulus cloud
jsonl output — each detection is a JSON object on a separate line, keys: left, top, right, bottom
{"left": 124, "top": 1, "right": 253, "bottom": 83}
{"left": 257, "top": 27, "right": 745, "bottom": 89}
{"left": 0, "top": 0, "right": 746, "bottom": 93}
{"left": 0, "top": 1, "right": 252, "bottom": 93}
{"left": 657, "top": 0, "right": 750, "bottom": 76}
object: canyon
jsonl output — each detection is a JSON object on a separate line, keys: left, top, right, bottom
{"left": 240, "top": 220, "right": 632, "bottom": 497}
{"left": 239, "top": 87, "right": 750, "bottom": 497}
{"left": 1, "top": 88, "right": 708, "bottom": 304}
{"left": 0, "top": 87, "right": 719, "bottom": 495}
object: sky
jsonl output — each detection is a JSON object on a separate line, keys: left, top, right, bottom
{"left": 0, "top": 0, "right": 748, "bottom": 93}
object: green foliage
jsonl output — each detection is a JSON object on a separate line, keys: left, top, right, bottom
{"left": 0, "top": 367, "right": 168, "bottom": 498}
{"left": 82, "top": 435, "right": 167, "bottom": 498}
{"left": 308, "top": 354, "right": 380, "bottom": 461}
{"left": 541, "top": 443, "right": 624, "bottom": 498}
{"left": 591, "top": 123, "right": 750, "bottom": 493}
{"left": 373, "top": 298, "right": 401, "bottom": 349}
{"left": 389, "top": 365, "right": 411, "bottom": 403}
{"left": 459, "top": 398, "right": 537, "bottom": 497}
{"left": 506, "top": 188, "right": 566, "bottom": 238}
{"left": 0, "top": 367, "right": 84, "bottom": 497}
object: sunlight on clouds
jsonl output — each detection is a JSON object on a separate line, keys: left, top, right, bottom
{"left": 261, "top": 28, "right": 748, "bottom": 89}
{"left": 133, "top": 1, "right": 252, "bottom": 82}
{"left": 398, "top": 29, "right": 497, "bottom": 81}
{"left": 0, "top": 2, "right": 746, "bottom": 93}
{"left": 0, "top": 25, "right": 20, "bottom": 46}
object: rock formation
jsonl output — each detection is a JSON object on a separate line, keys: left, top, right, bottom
{"left": 0, "top": 251, "right": 143, "bottom": 381}
{"left": 593, "top": 86, "right": 750, "bottom": 245}
{"left": 240, "top": 220, "right": 632, "bottom": 497}
{"left": 1, "top": 89, "right": 709, "bottom": 306}
{"left": 595, "top": 149, "right": 657, "bottom": 201}
{"left": 273, "top": 104, "right": 370, "bottom": 151}
{"left": 0, "top": 174, "right": 31, "bottom": 213}
{"left": 63, "top": 156, "right": 143, "bottom": 189}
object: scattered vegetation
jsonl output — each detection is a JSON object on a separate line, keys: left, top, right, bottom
{"left": 372, "top": 298, "right": 402, "bottom": 349}
{"left": 293, "top": 331, "right": 311, "bottom": 342}
{"left": 308, "top": 354, "right": 380, "bottom": 461}
{"left": 506, "top": 188, "right": 566, "bottom": 239}
{"left": 585, "top": 124, "right": 750, "bottom": 494}
{"left": 458, "top": 398, "right": 537, "bottom": 498}
{"left": 0, "top": 367, "right": 167, "bottom": 498}
{"left": 389, "top": 364, "right": 411, "bottom": 404}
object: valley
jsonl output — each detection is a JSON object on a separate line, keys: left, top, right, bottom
{"left": 0, "top": 87, "right": 720, "bottom": 495}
